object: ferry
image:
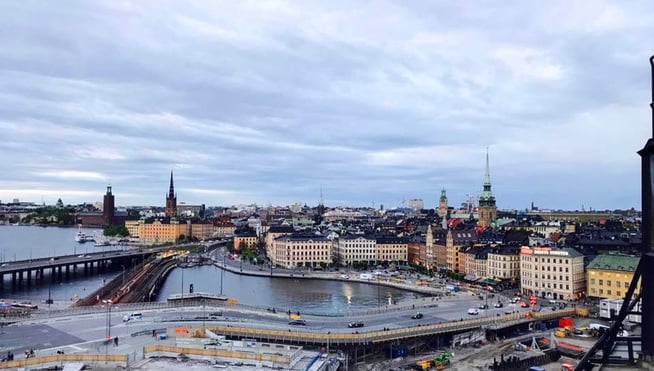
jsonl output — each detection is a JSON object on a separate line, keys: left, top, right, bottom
{"left": 75, "top": 226, "right": 94, "bottom": 243}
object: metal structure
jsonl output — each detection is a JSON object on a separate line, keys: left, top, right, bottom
{"left": 576, "top": 55, "right": 654, "bottom": 370}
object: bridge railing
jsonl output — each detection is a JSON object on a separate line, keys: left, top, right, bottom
{"left": 143, "top": 344, "right": 292, "bottom": 365}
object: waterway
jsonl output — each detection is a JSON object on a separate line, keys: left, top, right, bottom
{"left": 0, "top": 226, "right": 421, "bottom": 312}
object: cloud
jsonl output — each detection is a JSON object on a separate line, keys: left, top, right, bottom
{"left": 0, "top": 0, "right": 653, "bottom": 209}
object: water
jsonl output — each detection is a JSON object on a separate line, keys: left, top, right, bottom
{"left": 0, "top": 225, "right": 121, "bottom": 302}
{"left": 0, "top": 226, "right": 422, "bottom": 312}
{"left": 157, "top": 265, "right": 420, "bottom": 314}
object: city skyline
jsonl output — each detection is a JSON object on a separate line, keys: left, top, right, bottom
{"left": 1, "top": 1, "right": 653, "bottom": 209}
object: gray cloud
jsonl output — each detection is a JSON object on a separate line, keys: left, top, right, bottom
{"left": 0, "top": 0, "right": 652, "bottom": 210}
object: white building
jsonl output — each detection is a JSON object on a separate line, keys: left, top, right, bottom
{"left": 272, "top": 235, "right": 332, "bottom": 269}
{"left": 519, "top": 246, "right": 585, "bottom": 301}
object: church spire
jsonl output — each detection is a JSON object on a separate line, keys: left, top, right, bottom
{"left": 168, "top": 170, "right": 175, "bottom": 198}
{"left": 484, "top": 146, "right": 491, "bottom": 188}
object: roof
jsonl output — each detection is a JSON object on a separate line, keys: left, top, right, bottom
{"left": 587, "top": 254, "right": 640, "bottom": 272}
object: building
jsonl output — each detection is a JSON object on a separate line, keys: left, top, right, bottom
{"left": 438, "top": 188, "right": 448, "bottom": 218}
{"left": 477, "top": 149, "right": 497, "bottom": 228}
{"left": 103, "top": 185, "right": 115, "bottom": 226}
{"left": 213, "top": 220, "right": 236, "bottom": 238}
{"left": 487, "top": 246, "right": 520, "bottom": 281}
{"left": 407, "top": 199, "right": 424, "bottom": 211}
{"left": 519, "top": 246, "right": 585, "bottom": 301}
{"left": 77, "top": 185, "right": 127, "bottom": 227}
{"left": 129, "top": 218, "right": 191, "bottom": 244}
{"left": 586, "top": 254, "right": 641, "bottom": 300}
{"left": 462, "top": 246, "right": 489, "bottom": 279}
{"left": 264, "top": 225, "right": 296, "bottom": 258}
{"left": 234, "top": 232, "right": 258, "bottom": 252}
{"left": 336, "top": 234, "right": 377, "bottom": 267}
{"left": 271, "top": 234, "right": 332, "bottom": 269}
{"left": 445, "top": 229, "right": 478, "bottom": 272}
{"left": 375, "top": 235, "right": 408, "bottom": 264}
{"left": 165, "top": 171, "right": 177, "bottom": 218}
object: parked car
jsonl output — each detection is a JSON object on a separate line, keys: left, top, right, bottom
{"left": 467, "top": 308, "right": 480, "bottom": 315}
{"left": 288, "top": 319, "right": 306, "bottom": 326}
{"left": 478, "top": 303, "right": 489, "bottom": 310}
{"left": 348, "top": 321, "right": 364, "bottom": 328}
{"left": 520, "top": 301, "right": 529, "bottom": 308}
{"left": 494, "top": 302, "right": 503, "bottom": 308}
{"left": 411, "top": 313, "right": 424, "bottom": 319}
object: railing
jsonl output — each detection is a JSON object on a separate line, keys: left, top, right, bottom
{"left": 143, "top": 344, "right": 291, "bottom": 364}
{"left": 0, "top": 354, "right": 127, "bottom": 369}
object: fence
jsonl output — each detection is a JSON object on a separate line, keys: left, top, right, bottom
{"left": 0, "top": 353, "right": 127, "bottom": 370}
{"left": 143, "top": 344, "right": 292, "bottom": 365}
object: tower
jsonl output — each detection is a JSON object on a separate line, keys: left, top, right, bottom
{"left": 102, "top": 184, "right": 115, "bottom": 226}
{"left": 165, "top": 171, "right": 177, "bottom": 218}
{"left": 478, "top": 148, "right": 497, "bottom": 228}
{"left": 426, "top": 224, "right": 434, "bottom": 268}
{"left": 438, "top": 188, "right": 448, "bottom": 218}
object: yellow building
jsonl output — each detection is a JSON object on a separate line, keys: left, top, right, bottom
{"left": 272, "top": 235, "right": 332, "bottom": 269}
{"left": 134, "top": 218, "right": 191, "bottom": 244}
{"left": 234, "top": 234, "right": 258, "bottom": 252}
{"left": 587, "top": 254, "right": 641, "bottom": 300}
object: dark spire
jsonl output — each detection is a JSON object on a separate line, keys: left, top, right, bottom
{"left": 168, "top": 171, "right": 175, "bottom": 198}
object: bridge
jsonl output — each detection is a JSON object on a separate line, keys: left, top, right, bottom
{"left": 0, "top": 249, "right": 156, "bottom": 290}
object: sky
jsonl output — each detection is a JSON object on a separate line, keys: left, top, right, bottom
{"left": 1, "top": 1, "right": 653, "bottom": 210}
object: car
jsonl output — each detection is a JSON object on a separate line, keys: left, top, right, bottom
{"left": 494, "top": 302, "right": 503, "bottom": 308}
{"left": 340, "top": 274, "right": 350, "bottom": 279}
{"left": 478, "top": 304, "right": 489, "bottom": 310}
{"left": 519, "top": 301, "right": 529, "bottom": 308}
{"left": 411, "top": 313, "right": 424, "bottom": 319}
{"left": 467, "top": 308, "right": 479, "bottom": 315}
{"left": 209, "top": 311, "right": 223, "bottom": 318}
{"left": 288, "top": 319, "right": 306, "bottom": 326}
{"left": 348, "top": 321, "right": 364, "bottom": 328}
{"left": 0, "top": 263, "right": 7, "bottom": 267}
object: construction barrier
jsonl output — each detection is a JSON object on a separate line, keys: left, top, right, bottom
{"left": 143, "top": 344, "right": 291, "bottom": 365}
{"left": 0, "top": 354, "right": 127, "bottom": 370}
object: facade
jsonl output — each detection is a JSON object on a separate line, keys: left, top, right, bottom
{"left": 425, "top": 224, "right": 434, "bottom": 269}
{"left": 487, "top": 246, "right": 521, "bottom": 280}
{"left": 125, "top": 220, "right": 140, "bottom": 237}
{"left": 438, "top": 188, "right": 448, "bottom": 218}
{"left": 336, "top": 235, "right": 376, "bottom": 266}
{"left": 165, "top": 171, "right": 177, "bottom": 218}
{"left": 375, "top": 235, "right": 408, "bottom": 263}
{"left": 586, "top": 254, "right": 641, "bottom": 300}
{"left": 132, "top": 218, "right": 191, "bottom": 244}
{"left": 434, "top": 243, "right": 448, "bottom": 271}
{"left": 520, "top": 246, "right": 585, "bottom": 300}
{"left": 462, "top": 246, "right": 488, "bottom": 280}
{"left": 190, "top": 221, "right": 214, "bottom": 240}
{"left": 477, "top": 149, "right": 497, "bottom": 228}
{"left": 213, "top": 220, "right": 236, "bottom": 237}
{"left": 271, "top": 235, "right": 332, "bottom": 269}
{"left": 234, "top": 233, "right": 258, "bottom": 252}
{"left": 445, "top": 229, "right": 477, "bottom": 273}
{"left": 264, "top": 225, "right": 296, "bottom": 258}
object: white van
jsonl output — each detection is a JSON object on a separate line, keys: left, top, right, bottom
{"left": 123, "top": 312, "right": 143, "bottom": 322}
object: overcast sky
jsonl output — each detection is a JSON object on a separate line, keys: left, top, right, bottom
{"left": 1, "top": 1, "right": 653, "bottom": 210}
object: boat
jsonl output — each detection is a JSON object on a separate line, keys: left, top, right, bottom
{"left": 75, "top": 226, "right": 87, "bottom": 243}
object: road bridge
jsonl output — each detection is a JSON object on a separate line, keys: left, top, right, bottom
{"left": 0, "top": 249, "right": 156, "bottom": 290}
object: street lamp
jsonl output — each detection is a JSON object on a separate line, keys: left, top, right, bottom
{"left": 102, "top": 299, "right": 113, "bottom": 340}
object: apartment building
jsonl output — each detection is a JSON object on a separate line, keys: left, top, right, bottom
{"left": 336, "top": 234, "right": 377, "bottom": 266}
{"left": 127, "top": 218, "right": 191, "bottom": 244}
{"left": 487, "top": 246, "right": 520, "bottom": 280}
{"left": 520, "top": 246, "right": 585, "bottom": 301}
{"left": 271, "top": 234, "right": 332, "bottom": 269}
{"left": 586, "top": 254, "right": 640, "bottom": 300}
{"left": 445, "top": 229, "right": 477, "bottom": 273}
{"left": 375, "top": 235, "right": 408, "bottom": 264}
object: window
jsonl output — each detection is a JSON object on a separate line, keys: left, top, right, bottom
{"left": 607, "top": 281, "right": 611, "bottom": 287}
{"left": 599, "top": 279, "right": 603, "bottom": 286}
{"left": 591, "top": 278, "right": 595, "bottom": 284}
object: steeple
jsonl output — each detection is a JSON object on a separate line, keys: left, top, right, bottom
{"left": 479, "top": 147, "right": 495, "bottom": 207}
{"left": 165, "top": 170, "right": 178, "bottom": 218}
{"left": 440, "top": 187, "right": 447, "bottom": 201}
{"left": 168, "top": 170, "right": 175, "bottom": 199}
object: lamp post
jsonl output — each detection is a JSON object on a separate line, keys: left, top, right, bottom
{"left": 102, "top": 299, "right": 113, "bottom": 340}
